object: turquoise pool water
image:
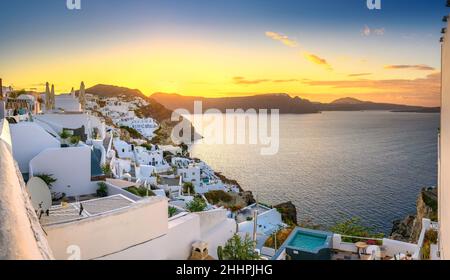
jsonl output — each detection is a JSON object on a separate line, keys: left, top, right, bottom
{"left": 288, "top": 232, "right": 327, "bottom": 251}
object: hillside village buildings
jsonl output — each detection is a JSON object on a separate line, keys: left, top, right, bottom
{"left": 0, "top": 81, "right": 242, "bottom": 260}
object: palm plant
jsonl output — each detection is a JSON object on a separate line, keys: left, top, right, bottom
{"left": 35, "top": 174, "right": 57, "bottom": 188}
{"left": 96, "top": 182, "right": 108, "bottom": 197}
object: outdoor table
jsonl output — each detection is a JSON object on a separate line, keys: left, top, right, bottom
{"left": 355, "top": 242, "right": 369, "bottom": 256}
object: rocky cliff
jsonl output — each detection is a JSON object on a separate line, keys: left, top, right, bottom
{"left": 390, "top": 187, "right": 437, "bottom": 243}
{"left": 274, "top": 201, "right": 298, "bottom": 225}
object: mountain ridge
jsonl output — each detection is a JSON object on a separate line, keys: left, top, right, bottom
{"left": 84, "top": 85, "right": 439, "bottom": 114}
{"left": 151, "top": 92, "right": 439, "bottom": 114}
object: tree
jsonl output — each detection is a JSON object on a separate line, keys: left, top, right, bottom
{"left": 217, "top": 234, "right": 260, "bottom": 260}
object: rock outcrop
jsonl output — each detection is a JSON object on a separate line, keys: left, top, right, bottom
{"left": 274, "top": 201, "right": 298, "bottom": 225}
{"left": 390, "top": 188, "right": 437, "bottom": 243}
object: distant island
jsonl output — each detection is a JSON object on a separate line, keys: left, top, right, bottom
{"left": 151, "top": 92, "right": 319, "bottom": 114}
{"left": 151, "top": 93, "right": 440, "bottom": 114}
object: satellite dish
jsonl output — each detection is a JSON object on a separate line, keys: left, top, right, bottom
{"left": 27, "top": 177, "right": 52, "bottom": 213}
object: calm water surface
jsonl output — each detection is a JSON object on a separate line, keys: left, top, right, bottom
{"left": 190, "top": 111, "right": 439, "bottom": 233}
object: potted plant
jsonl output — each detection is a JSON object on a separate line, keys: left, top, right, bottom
{"left": 96, "top": 182, "right": 108, "bottom": 197}
{"left": 69, "top": 135, "right": 81, "bottom": 147}
{"left": 60, "top": 130, "right": 71, "bottom": 146}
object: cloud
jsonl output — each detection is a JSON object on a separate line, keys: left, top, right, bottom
{"left": 384, "top": 64, "right": 436, "bottom": 71}
{"left": 304, "top": 52, "right": 332, "bottom": 70}
{"left": 362, "top": 25, "right": 385, "bottom": 36}
{"left": 232, "top": 76, "right": 298, "bottom": 85}
{"left": 302, "top": 73, "right": 441, "bottom": 96}
{"left": 348, "top": 73, "right": 372, "bottom": 77}
{"left": 272, "top": 79, "right": 299, "bottom": 83}
{"left": 265, "top": 31, "right": 298, "bottom": 47}
{"left": 233, "top": 76, "right": 270, "bottom": 85}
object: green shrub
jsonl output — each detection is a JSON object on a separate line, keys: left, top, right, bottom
{"left": 330, "top": 217, "right": 384, "bottom": 243}
{"left": 205, "top": 190, "right": 233, "bottom": 204}
{"left": 183, "top": 182, "right": 195, "bottom": 195}
{"left": 96, "top": 182, "right": 108, "bottom": 197}
{"left": 120, "top": 126, "right": 144, "bottom": 139}
{"left": 60, "top": 130, "right": 71, "bottom": 139}
{"left": 126, "top": 186, "right": 155, "bottom": 197}
{"left": 101, "top": 164, "right": 112, "bottom": 177}
{"left": 264, "top": 227, "right": 295, "bottom": 249}
{"left": 168, "top": 206, "right": 178, "bottom": 218}
{"left": 70, "top": 135, "right": 81, "bottom": 145}
{"left": 186, "top": 197, "right": 207, "bottom": 212}
{"left": 219, "top": 234, "right": 260, "bottom": 260}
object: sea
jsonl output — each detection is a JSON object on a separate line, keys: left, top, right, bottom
{"left": 189, "top": 111, "right": 440, "bottom": 234}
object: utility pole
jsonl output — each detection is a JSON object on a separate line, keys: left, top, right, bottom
{"left": 252, "top": 193, "right": 259, "bottom": 242}
{"left": 0, "top": 78, "right": 5, "bottom": 119}
{"left": 0, "top": 78, "right": 3, "bottom": 100}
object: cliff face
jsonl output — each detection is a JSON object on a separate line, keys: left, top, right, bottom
{"left": 390, "top": 188, "right": 437, "bottom": 243}
{"left": 275, "top": 201, "right": 298, "bottom": 225}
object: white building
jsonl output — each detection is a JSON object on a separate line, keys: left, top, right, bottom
{"left": 237, "top": 204, "right": 284, "bottom": 237}
{"left": 54, "top": 94, "right": 82, "bottom": 112}
{"left": 439, "top": 14, "right": 450, "bottom": 260}
{"left": 1, "top": 117, "right": 236, "bottom": 260}
{"left": 113, "top": 139, "right": 170, "bottom": 173}
{"left": 34, "top": 113, "right": 106, "bottom": 142}
{"left": 118, "top": 117, "right": 159, "bottom": 139}
{"left": 172, "top": 157, "right": 226, "bottom": 194}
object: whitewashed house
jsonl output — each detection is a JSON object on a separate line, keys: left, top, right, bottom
{"left": 113, "top": 139, "right": 170, "bottom": 173}
{"left": 172, "top": 157, "right": 226, "bottom": 194}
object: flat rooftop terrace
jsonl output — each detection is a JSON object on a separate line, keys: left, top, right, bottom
{"left": 237, "top": 204, "right": 272, "bottom": 223}
{"left": 40, "top": 194, "right": 135, "bottom": 226}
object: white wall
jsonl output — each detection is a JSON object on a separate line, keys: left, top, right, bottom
{"left": 29, "top": 147, "right": 92, "bottom": 197}
{"left": 35, "top": 114, "right": 105, "bottom": 140}
{"left": 10, "top": 122, "right": 61, "bottom": 173}
{"left": 0, "top": 119, "right": 12, "bottom": 148}
{"left": 98, "top": 213, "right": 201, "bottom": 260}
{"left": 55, "top": 95, "right": 81, "bottom": 112}
{"left": 239, "top": 208, "right": 282, "bottom": 235}
{"left": 45, "top": 198, "right": 168, "bottom": 260}
{"left": 196, "top": 209, "right": 236, "bottom": 259}
{"left": 440, "top": 18, "right": 450, "bottom": 260}
{"left": 97, "top": 210, "right": 236, "bottom": 260}
{"left": 0, "top": 133, "right": 54, "bottom": 260}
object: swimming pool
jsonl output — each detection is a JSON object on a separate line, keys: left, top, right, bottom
{"left": 288, "top": 231, "right": 328, "bottom": 251}
{"left": 273, "top": 228, "right": 333, "bottom": 260}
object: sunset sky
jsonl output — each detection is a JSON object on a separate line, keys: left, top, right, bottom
{"left": 0, "top": 0, "right": 447, "bottom": 106}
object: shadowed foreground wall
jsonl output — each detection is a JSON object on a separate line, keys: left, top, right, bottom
{"left": 0, "top": 120, "right": 53, "bottom": 260}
